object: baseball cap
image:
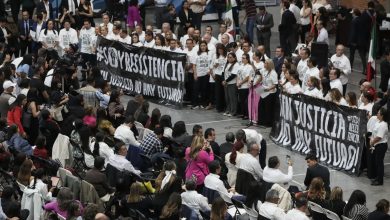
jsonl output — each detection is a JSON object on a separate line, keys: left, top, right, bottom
{"left": 3, "top": 81, "right": 16, "bottom": 90}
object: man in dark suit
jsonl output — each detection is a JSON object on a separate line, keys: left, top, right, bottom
{"left": 10, "top": 0, "right": 20, "bottom": 23}
{"left": 379, "top": 50, "right": 390, "bottom": 92}
{"left": 272, "top": 46, "right": 285, "bottom": 76}
{"left": 279, "top": 1, "right": 296, "bottom": 56}
{"left": 255, "top": 6, "right": 273, "bottom": 57}
{"left": 36, "top": 0, "right": 54, "bottom": 20}
{"left": 220, "top": 132, "right": 235, "bottom": 161}
{"left": 18, "top": 10, "right": 34, "bottom": 57}
{"left": 304, "top": 153, "right": 330, "bottom": 193}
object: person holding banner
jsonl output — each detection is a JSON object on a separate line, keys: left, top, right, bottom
{"left": 258, "top": 59, "right": 278, "bottom": 127}
{"left": 304, "top": 76, "right": 323, "bottom": 99}
{"left": 284, "top": 72, "right": 302, "bottom": 95}
{"left": 369, "top": 107, "right": 388, "bottom": 186}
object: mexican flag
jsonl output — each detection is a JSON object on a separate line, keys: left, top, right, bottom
{"left": 366, "top": 16, "right": 377, "bottom": 81}
{"left": 224, "top": 0, "right": 235, "bottom": 36}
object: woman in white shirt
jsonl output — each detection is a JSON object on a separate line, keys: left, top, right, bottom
{"left": 284, "top": 72, "right": 302, "bottom": 94}
{"left": 237, "top": 53, "right": 254, "bottom": 120}
{"left": 358, "top": 91, "right": 375, "bottom": 117}
{"left": 222, "top": 52, "right": 239, "bottom": 117}
{"left": 258, "top": 59, "right": 278, "bottom": 127}
{"left": 192, "top": 40, "right": 212, "bottom": 109}
{"left": 345, "top": 91, "right": 358, "bottom": 108}
{"left": 153, "top": 34, "right": 165, "bottom": 50}
{"left": 279, "top": 62, "right": 291, "bottom": 87}
{"left": 249, "top": 51, "right": 263, "bottom": 124}
{"left": 30, "top": 168, "right": 53, "bottom": 202}
{"left": 328, "top": 88, "right": 348, "bottom": 106}
{"left": 92, "top": 132, "right": 114, "bottom": 164}
{"left": 39, "top": 19, "right": 59, "bottom": 50}
{"left": 131, "top": 33, "right": 143, "bottom": 47}
{"left": 304, "top": 76, "right": 323, "bottom": 99}
{"left": 224, "top": 142, "right": 244, "bottom": 188}
{"left": 369, "top": 107, "right": 389, "bottom": 186}
{"left": 329, "top": 68, "right": 343, "bottom": 95}
{"left": 300, "top": 0, "right": 312, "bottom": 43}
{"left": 211, "top": 43, "right": 227, "bottom": 112}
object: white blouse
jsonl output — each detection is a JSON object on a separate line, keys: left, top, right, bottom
{"left": 38, "top": 29, "right": 59, "bottom": 48}
{"left": 238, "top": 64, "right": 254, "bottom": 89}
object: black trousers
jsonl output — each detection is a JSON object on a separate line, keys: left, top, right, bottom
{"left": 19, "top": 39, "right": 32, "bottom": 57}
{"left": 238, "top": 88, "right": 249, "bottom": 117}
{"left": 349, "top": 45, "right": 367, "bottom": 74}
{"left": 300, "top": 24, "right": 311, "bottom": 43}
{"left": 192, "top": 75, "right": 209, "bottom": 107}
{"left": 373, "top": 143, "right": 388, "bottom": 184}
{"left": 192, "top": 12, "right": 203, "bottom": 30}
{"left": 258, "top": 92, "right": 277, "bottom": 127}
{"left": 184, "top": 72, "right": 194, "bottom": 102}
{"left": 214, "top": 75, "right": 225, "bottom": 112}
{"left": 10, "top": 1, "right": 20, "bottom": 23}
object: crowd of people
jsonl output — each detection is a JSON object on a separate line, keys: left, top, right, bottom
{"left": 0, "top": 0, "right": 388, "bottom": 219}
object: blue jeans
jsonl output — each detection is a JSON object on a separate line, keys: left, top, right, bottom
{"left": 246, "top": 17, "right": 256, "bottom": 44}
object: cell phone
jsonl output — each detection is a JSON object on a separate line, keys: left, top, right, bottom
{"left": 286, "top": 155, "right": 291, "bottom": 164}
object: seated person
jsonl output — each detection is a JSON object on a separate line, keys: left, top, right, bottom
{"left": 263, "top": 156, "right": 293, "bottom": 186}
{"left": 44, "top": 187, "right": 84, "bottom": 218}
{"left": 139, "top": 127, "right": 164, "bottom": 157}
{"left": 258, "top": 189, "right": 286, "bottom": 220}
{"left": 122, "top": 182, "right": 153, "bottom": 217}
{"left": 181, "top": 180, "right": 210, "bottom": 218}
{"left": 84, "top": 157, "right": 115, "bottom": 201}
{"left": 107, "top": 142, "right": 141, "bottom": 175}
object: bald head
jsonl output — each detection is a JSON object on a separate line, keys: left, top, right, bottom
{"left": 336, "top": 44, "right": 344, "bottom": 57}
{"left": 203, "top": 33, "right": 211, "bottom": 43}
{"left": 361, "top": 81, "right": 372, "bottom": 92}
{"left": 257, "top": 45, "right": 265, "bottom": 54}
{"left": 162, "top": 22, "right": 170, "bottom": 33}
{"left": 187, "top": 27, "right": 195, "bottom": 36}
{"left": 221, "top": 34, "right": 229, "bottom": 45}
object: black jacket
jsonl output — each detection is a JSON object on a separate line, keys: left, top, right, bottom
{"left": 368, "top": 210, "right": 390, "bottom": 220}
{"left": 279, "top": 10, "right": 296, "bottom": 35}
{"left": 36, "top": 1, "right": 54, "bottom": 20}
{"left": 304, "top": 163, "right": 330, "bottom": 192}
{"left": 380, "top": 59, "right": 390, "bottom": 92}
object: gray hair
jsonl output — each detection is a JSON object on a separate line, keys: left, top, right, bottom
{"left": 265, "top": 189, "right": 279, "bottom": 202}
{"left": 247, "top": 142, "right": 259, "bottom": 151}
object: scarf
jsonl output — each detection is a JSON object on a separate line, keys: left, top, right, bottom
{"left": 161, "top": 170, "right": 176, "bottom": 190}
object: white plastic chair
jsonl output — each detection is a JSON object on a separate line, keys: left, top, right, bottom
{"left": 242, "top": 203, "right": 259, "bottom": 220}
{"left": 308, "top": 201, "right": 325, "bottom": 214}
{"left": 342, "top": 216, "right": 352, "bottom": 220}
{"left": 324, "top": 208, "right": 341, "bottom": 220}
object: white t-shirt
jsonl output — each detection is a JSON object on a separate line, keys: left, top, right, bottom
{"left": 300, "top": 7, "right": 311, "bottom": 25}
{"left": 317, "top": 28, "right": 329, "bottom": 45}
{"left": 119, "top": 36, "right": 132, "bottom": 44}
{"left": 217, "top": 32, "right": 234, "bottom": 43}
{"left": 143, "top": 39, "right": 155, "bottom": 48}
{"left": 302, "top": 67, "right": 320, "bottom": 91}
{"left": 285, "top": 209, "right": 310, "bottom": 220}
{"left": 359, "top": 102, "right": 374, "bottom": 116}
{"left": 237, "top": 64, "right": 254, "bottom": 89}
{"left": 195, "top": 52, "right": 212, "bottom": 77}
{"left": 210, "top": 55, "right": 227, "bottom": 83}
{"left": 100, "top": 22, "right": 113, "bottom": 34}
{"left": 372, "top": 121, "right": 388, "bottom": 146}
{"left": 297, "top": 58, "right": 309, "bottom": 81}
{"left": 330, "top": 54, "right": 351, "bottom": 85}
{"left": 185, "top": 48, "right": 197, "bottom": 73}
{"left": 224, "top": 63, "right": 240, "bottom": 85}
{"left": 261, "top": 69, "right": 278, "bottom": 94}
{"left": 367, "top": 116, "right": 379, "bottom": 133}
{"left": 79, "top": 27, "right": 95, "bottom": 54}
{"left": 330, "top": 78, "right": 343, "bottom": 95}
{"left": 58, "top": 28, "right": 78, "bottom": 52}
{"left": 286, "top": 83, "right": 303, "bottom": 94}
{"left": 304, "top": 87, "right": 323, "bottom": 99}
{"left": 38, "top": 29, "right": 59, "bottom": 48}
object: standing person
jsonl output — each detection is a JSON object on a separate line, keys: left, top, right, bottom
{"left": 304, "top": 153, "right": 330, "bottom": 193}
{"left": 243, "top": 0, "right": 257, "bottom": 44}
{"left": 31, "top": 13, "right": 46, "bottom": 54}
{"left": 273, "top": 46, "right": 285, "bottom": 76}
{"left": 368, "top": 199, "right": 390, "bottom": 220}
{"left": 279, "top": 1, "right": 296, "bottom": 56}
{"left": 331, "top": 44, "right": 351, "bottom": 95}
{"left": 18, "top": 10, "right": 34, "bottom": 57}
{"left": 178, "top": 1, "right": 193, "bottom": 38}
{"left": 223, "top": 52, "right": 239, "bottom": 117}
{"left": 154, "top": 0, "right": 168, "bottom": 29}
{"left": 0, "top": 81, "right": 16, "bottom": 119}
{"left": 185, "top": 135, "right": 214, "bottom": 191}
{"left": 58, "top": 20, "right": 78, "bottom": 57}
{"left": 237, "top": 54, "right": 253, "bottom": 120}
{"left": 289, "top": 0, "right": 301, "bottom": 51}
{"left": 38, "top": 19, "right": 59, "bottom": 50}
{"left": 192, "top": 41, "right": 212, "bottom": 109}
{"left": 255, "top": 6, "right": 274, "bottom": 57}
{"left": 36, "top": 0, "right": 54, "bottom": 20}
{"left": 127, "top": 0, "right": 142, "bottom": 32}
{"left": 79, "top": 19, "right": 95, "bottom": 69}
{"left": 21, "top": 0, "right": 36, "bottom": 19}
{"left": 76, "top": 0, "right": 94, "bottom": 29}
{"left": 7, "top": 94, "right": 27, "bottom": 138}
{"left": 210, "top": 43, "right": 227, "bottom": 113}
{"left": 258, "top": 59, "right": 278, "bottom": 127}
{"left": 369, "top": 107, "right": 388, "bottom": 186}
{"left": 248, "top": 51, "right": 263, "bottom": 125}
{"left": 316, "top": 20, "right": 329, "bottom": 45}
{"left": 24, "top": 89, "right": 41, "bottom": 145}
{"left": 188, "top": 0, "right": 207, "bottom": 30}
{"left": 300, "top": 0, "right": 312, "bottom": 43}
{"left": 302, "top": 57, "right": 320, "bottom": 92}
{"left": 10, "top": 0, "right": 21, "bottom": 23}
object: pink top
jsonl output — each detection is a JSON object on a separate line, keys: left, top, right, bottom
{"left": 185, "top": 147, "right": 214, "bottom": 186}
{"left": 127, "top": 6, "right": 142, "bottom": 28}
{"left": 83, "top": 115, "right": 97, "bottom": 128}
{"left": 43, "top": 200, "right": 84, "bottom": 218}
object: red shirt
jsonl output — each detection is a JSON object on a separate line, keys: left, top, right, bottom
{"left": 7, "top": 106, "right": 25, "bottom": 134}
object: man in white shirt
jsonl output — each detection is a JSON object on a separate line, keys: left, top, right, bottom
{"left": 111, "top": 24, "right": 121, "bottom": 41}
{"left": 285, "top": 196, "right": 310, "bottom": 220}
{"left": 161, "top": 22, "right": 177, "bottom": 40}
{"left": 107, "top": 142, "right": 141, "bottom": 175}
{"left": 258, "top": 189, "right": 286, "bottom": 220}
{"left": 118, "top": 30, "right": 132, "bottom": 44}
{"left": 263, "top": 156, "right": 293, "bottom": 186}
{"left": 79, "top": 19, "right": 95, "bottom": 70}
{"left": 143, "top": 30, "right": 155, "bottom": 48}
{"left": 133, "top": 24, "right": 145, "bottom": 43}
{"left": 204, "top": 160, "right": 234, "bottom": 197}
{"left": 202, "top": 33, "right": 216, "bottom": 55}
{"left": 58, "top": 20, "right": 78, "bottom": 56}
{"left": 236, "top": 129, "right": 266, "bottom": 168}
{"left": 297, "top": 47, "right": 310, "bottom": 81}
{"left": 100, "top": 13, "right": 113, "bottom": 34}
{"left": 237, "top": 142, "right": 263, "bottom": 181}
{"left": 205, "top": 25, "right": 218, "bottom": 45}
{"left": 180, "top": 27, "right": 194, "bottom": 49}
{"left": 114, "top": 116, "right": 141, "bottom": 147}
{"left": 236, "top": 42, "right": 253, "bottom": 64}
{"left": 316, "top": 20, "right": 329, "bottom": 45}
{"left": 181, "top": 180, "right": 210, "bottom": 218}
{"left": 221, "top": 34, "right": 230, "bottom": 47}
{"left": 330, "top": 44, "right": 351, "bottom": 95}
{"left": 302, "top": 57, "right": 320, "bottom": 91}
{"left": 166, "top": 39, "right": 183, "bottom": 53}
{"left": 183, "top": 38, "right": 197, "bottom": 102}
{"left": 217, "top": 23, "right": 234, "bottom": 43}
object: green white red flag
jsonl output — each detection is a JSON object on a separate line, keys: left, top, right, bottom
{"left": 366, "top": 16, "right": 377, "bottom": 81}
{"left": 225, "top": 0, "right": 235, "bottom": 36}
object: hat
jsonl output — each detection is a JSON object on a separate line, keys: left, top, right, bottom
{"left": 3, "top": 81, "right": 16, "bottom": 90}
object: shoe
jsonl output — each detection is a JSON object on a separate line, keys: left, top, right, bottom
{"left": 223, "top": 112, "right": 229, "bottom": 116}
{"left": 191, "top": 106, "right": 200, "bottom": 110}
{"left": 371, "top": 181, "right": 383, "bottom": 186}
{"left": 205, "top": 105, "right": 213, "bottom": 110}
{"left": 200, "top": 105, "right": 205, "bottom": 109}
{"left": 227, "top": 113, "right": 232, "bottom": 117}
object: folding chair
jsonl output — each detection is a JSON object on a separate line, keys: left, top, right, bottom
{"left": 202, "top": 187, "right": 220, "bottom": 204}
{"left": 308, "top": 201, "right": 327, "bottom": 220}
{"left": 231, "top": 197, "right": 246, "bottom": 217}
{"left": 342, "top": 216, "right": 352, "bottom": 220}
{"left": 324, "top": 208, "right": 340, "bottom": 220}
{"left": 241, "top": 203, "right": 259, "bottom": 220}
{"left": 181, "top": 204, "right": 199, "bottom": 220}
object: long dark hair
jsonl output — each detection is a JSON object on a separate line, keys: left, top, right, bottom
{"left": 93, "top": 132, "right": 105, "bottom": 156}
{"left": 215, "top": 43, "right": 227, "bottom": 57}
{"left": 197, "top": 40, "right": 209, "bottom": 55}
{"left": 229, "top": 141, "right": 244, "bottom": 165}
{"left": 155, "top": 34, "right": 165, "bottom": 47}
{"left": 245, "top": 181, "right": 263, "bottom": 211}
{"left": 9, "top": 94, "right": 26, "bottom": 110}
{"left": 343, "top": 190, "right": 366, "bottom": 216}
{"left": 160, "top": 193, "right": 182, "bottom": 219}
{"left": 74, "top": 120, "right": 93, "bottom": 155}
{"left": 108, "top": 89, "right": 120, "bottom": 104}
{"left": 160, "top": 115, "right": 172, "bottom": 129}
{"left": 225, "top": 52, "right": 237, "bottom": 72}
{"left": 149, "top": 108, "right": 161, "bottom": 130}
{"left": 44, "top": 19, "right": 57, "bottom": 35}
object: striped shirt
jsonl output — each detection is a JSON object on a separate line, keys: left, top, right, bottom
{"left": 244, "top": 0, "right": 257, "bottom": 18}
{"left": 346, "top": 204, "right": 369, "bottom": 220}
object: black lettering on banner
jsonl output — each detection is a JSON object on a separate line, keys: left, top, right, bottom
{"left": 96, "top": 36, "right": 186, "bottom": 106}
{"left": 271, "top": 93, "right": 367, "bottom": 174}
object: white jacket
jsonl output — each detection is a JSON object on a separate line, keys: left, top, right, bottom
{"left": 52, "top": 134, "right": 70, "bottom": 167}
{"left": 21, "top": 188, "right": 43, "bottom": 220}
